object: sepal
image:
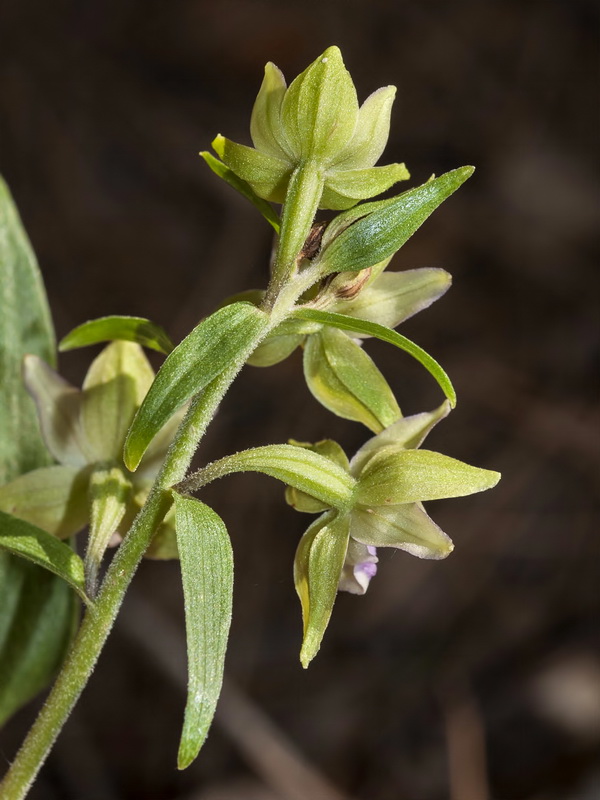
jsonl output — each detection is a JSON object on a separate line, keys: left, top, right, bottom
{"left": 294, "top": 511, "right": 350, "bottom": 668}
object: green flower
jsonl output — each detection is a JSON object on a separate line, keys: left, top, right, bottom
{"left": 211, "top": 46, "right": 409, "bottom": 210}
{"left": 245, "top": 263, "right": 451, "bottom": 432}
{"left": 0, "top": 342, "right": 183, "bottom": 593}
{"left": 289, "top": 403, "right": 501, "bottom": 666}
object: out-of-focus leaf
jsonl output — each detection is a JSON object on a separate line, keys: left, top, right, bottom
{"left": 200, "top": 152, "right": 281, "bottom": 232}
{"left": 124, "top": 303, "right": 268, "bottom": 471}
{"left": 173, "top": 495, "right": 233, "bottom": 769}
{"left": 294, "top": 308, "right": 456, "bottom": 407}
{"left": 0, "top": 510, "right": 90, "bottom": 603}
{"left": 0, "top": 175, "right": 78, "bottom": 726}
{"left": 59, "top": 315, "right": 174, "bottom": 355}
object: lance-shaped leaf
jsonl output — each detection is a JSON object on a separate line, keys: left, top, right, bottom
{"left": 177, "top": 444, "right": 356, "bottom": 511}
{"left": 124, "top": 303, "right": 268, "bottom": 471}
{"left": 319, "top": 167, "right": 474, "bottom": 275}
{"left": 294, "top": 511, "right": 350, "bottom": 668}
{"left": 303, "top": 327, "right": 401, "bottom": 433}
{"left": 350, "top": 502, "right": 454, "bottom": 560}
{"left": 294, "top": 308, "right": 456, "bottom": 407}
{"left": 85, "top": 466, "right": 132, "bottom": 596}
{"left": 0, "top": 176, "right": 79, "bottom": 726}
{"left": 0, "top": 176, "right": 55, "bottom": 481}
{"left": 200, "top": 151, "right": 281, "bottom": 232}
{"left": 173, "top": 495, "right": 233, "bottom": 769}
{"left": 0, "top": 510, "right": 90, "bottom": 603}
{"left": 59, "top": 315, "right": 174, "bottom": 355}
{"left": 356, "top": 448, "right": 501, "bottom": 506}
{"left": 0, "top": 554, "right": 77, "bottom": 726}
{"left": 0, "top": 465, "right": 90, "bottom": 539}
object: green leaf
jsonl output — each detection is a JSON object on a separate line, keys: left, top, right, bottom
{"left": 173, "top": 495, "right": 233, "bottom": 769}
{"left": 0, "top": 553, "right": 78, "bottom": 726}
{"left": 294, "top": 308, "right": 456, "bottom": 408}
{"left": 0, "top": 510, "right": 90, "bottom": 603}
{"left": 0, "top": 465, "right": 90, "bottom": 539}
{"left": 0, "top": 176, "right": 79, "bottom": 726}
{"left": 294, "top": 511, "right": 350, "bottom": 668}
{"left": 303, "top": 328, "right": 401, "bottom": 432}
{"left": 177, "top": 444, "right": 355, "bottom": 511}
{"left": 0, "top": 175, "right": 55, "bottom": 482}
{"left": 319, "top": 167, "right": 474, "bottom": 274}
{"left": 124, "top": 303, "right": 268, "bottom": 471}
{"left": 350, "top": 502, "right": 453, "bottom": 560}
{"left": 200, "top": 152, "right": 281, "bottom": 233}
{"left": 356, "top": 449, "right": 501, "bottom": 506}
{"left": 59, "top": 315, "right": 174, "bottom": 355}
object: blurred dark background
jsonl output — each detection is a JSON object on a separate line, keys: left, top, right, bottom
{"left": 1, "top": 1, "right": 599, "bottom": 798}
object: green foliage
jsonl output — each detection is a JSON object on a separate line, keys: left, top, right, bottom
{"left": 0, "top": 177, "right": 78, "bottom": 727}
{"left": 124, "top": 303, "right": 269, "bottom": 471}
{"left": 60, "top": 315, "right": 174, "bottom": 355}
{"left": 173, "top": 495, "right": 233, "bottom": 769}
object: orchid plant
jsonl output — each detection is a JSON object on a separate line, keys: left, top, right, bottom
{"left": 0, "top": 46, "right": 500, "bottom": 797}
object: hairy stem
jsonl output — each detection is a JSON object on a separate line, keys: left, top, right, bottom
{"left": 0, "top": 338, "right": 264, "bottom": 799}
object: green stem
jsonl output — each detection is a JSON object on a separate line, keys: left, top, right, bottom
{"left": 0, "top": 337, "right": 265, "bottom": 799}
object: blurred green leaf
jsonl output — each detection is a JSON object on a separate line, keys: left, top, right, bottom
{"left": 59, "top": 315, "right": 174, "bottom": 355}
{"left": 200, "top": 151, "right": 281, "bottom": 232}
{"left": 124, "top": 303, "right": 268, "bottom": 471}
{"left": 173, "top": 495, "right": 233, "bottom": 769}
{"left": 0, "top": 175, "right": 78, "bottom": 726}
{"left": 303, "top": 327, "right": 401, "bottom": 432}
{"left": 320, "top": 167, "right": 474, "bottom": 275}
{"left": 0, "top": 510, "right": 90, "bottom": 604}
{"left": 294, "top": 308, "right": 456, "bottom": 407}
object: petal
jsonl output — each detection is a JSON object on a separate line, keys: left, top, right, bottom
{"left": 0, "top": 465, "right": 90, "bottom": 538}
{"left": 294, "top": 511, "right": 350, "bottom": 668}
{"left": 145, "top": 507, "right": 179, "bottom": 559}
{"left": 320, "top": 163, "right": 410, "bottom": 210}
{"left": 351, "top": 502, "right": 453, "bottom": 559}
{"left": 332, "top": 268, "right": 452, "bottom": 331}
{"left": 247, "top": 332, "right": 304, "bottom": 367}
{"left": 280, "top": 46, "right": 358, "bottom": 164}
{"left": 350, "top": 401, "right": 451, "bottom": 475}
{"left": 303, "top": 328, "right": 401, "bottom": 433}
{"left": 338, "top": 539, "right": 378, "bottom": 594}
{"left": 82, "top": 341, "right": 154, "bottom": 463}
{"left": 212, "top": 135, "right": 291, "bottom": 203}
{"left": 85, "top": 465, "right": 131, "bottom": 595}
{"left": 332, "top": 86, "right": 397, "bottom": 170}
{"left": 23, "top": 355, "right": 89, "bottom": 467}
{"left": 356, "top": 448, "right": 501, "bottom": 506}
{"left": 250, "top": 62, "right": 292, "bottom": 161}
